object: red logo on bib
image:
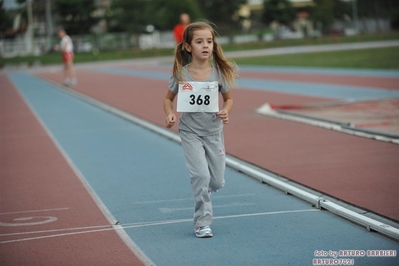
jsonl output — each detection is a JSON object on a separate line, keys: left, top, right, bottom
{"left": 182, "top": 83, "right": 193, "bottom": 91}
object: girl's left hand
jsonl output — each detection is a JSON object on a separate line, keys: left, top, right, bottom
{"left": 217, "top": 110, "right": 229, "bottom": 124}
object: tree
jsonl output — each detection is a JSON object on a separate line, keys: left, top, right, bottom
{"left": 311, "top": 0, "right": 335, "bottom": 33}
{"left": 108, "top": 0, "right": 202, "bottom": 33}
{"left": 262, "top": 0, "right": 296, "bottom": 26}
{"left": 107, "top": 0, "right": 150, "bottom": 33}
{"left": 149, "top": 0, "right": 202, "bottom": 31}
{"left": 196, "top": 0, "right": 246, "bottom": 34}
{"left": 54, "top": 0, "right": 99, "bottom": 35}
{"left": 0, "top": 0, "right": 12, "bottom": 38}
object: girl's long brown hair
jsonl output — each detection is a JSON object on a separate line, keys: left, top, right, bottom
{"left": 172, "top": 21, "right": 237, "bottom": 88}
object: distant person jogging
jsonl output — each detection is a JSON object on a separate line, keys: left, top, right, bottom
{"left": 173, "top": 13, "right": 190, "bottom": 44}
{"left": 54, "top": 29, "right": 77, "bottom": 86}
{"left": 164, "top": 21, "right": 237, "bottom": 238}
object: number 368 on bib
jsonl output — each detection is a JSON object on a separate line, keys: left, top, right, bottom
{"left": 177, "top": 81, "right": 219, "bottom": 112}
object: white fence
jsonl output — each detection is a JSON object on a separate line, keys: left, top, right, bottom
{"left": 0, "top": 36, "right": 49, "bottom": 58}
{"left": 0, "top": 18, "right": 392, "bottom": 58}
{"left": 0, "top": 30, "right": 275, "bottom": 58}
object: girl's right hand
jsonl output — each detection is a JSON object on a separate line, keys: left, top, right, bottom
{"left": 165, "top": 113, "right": 176, "bottom": 128}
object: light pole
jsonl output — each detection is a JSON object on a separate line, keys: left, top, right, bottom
{"left": 45, "top": 0, "right": 53, "bottom": 52}
{"left": 27, "top": 0, "right": 34, "bottom": 54}
{"left": 352, "top": 0, "right": 359, "bottom": 32}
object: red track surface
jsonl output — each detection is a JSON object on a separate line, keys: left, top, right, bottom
{"left": 0, "top": 74, "right": 144, "bottom": 265}
{"left": 37, "top": 67, "right": 399, "bottom": 223}
{"left": 239, "top": 71, "right": 399, "bottom": 90}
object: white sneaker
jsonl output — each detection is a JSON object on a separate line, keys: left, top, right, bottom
{"left": 63, "top": 79, "right": 71, "bottom": 86}
{"left": 195, "top": 226, "right": 213, "bottom": 238}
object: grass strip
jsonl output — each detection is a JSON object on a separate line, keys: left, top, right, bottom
{"left": 233, "top": 46, "right": 399, "bottom": 70}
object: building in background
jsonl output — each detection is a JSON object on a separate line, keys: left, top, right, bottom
{"left": 238, "top": 0, "right": 315, "bottom": 38}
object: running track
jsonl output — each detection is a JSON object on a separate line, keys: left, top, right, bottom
{"left": 1, "top": 47, "right": 399, "bottom": 265}
{"left": 37, "top": 58, "right": 399, "bottom": 221}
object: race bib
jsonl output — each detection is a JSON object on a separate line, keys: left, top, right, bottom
{"left": 177, "top": 81, "right": 219, "bottom": 112}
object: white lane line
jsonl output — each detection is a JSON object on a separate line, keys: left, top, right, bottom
{"left": 1, "top": 209, "right": 318, "bottom": 244}
{"left": 0, "top": 216, "right": 58, "bottom": 227}
{"left": 213, "top": 209, "right": 319, "bottom": 220}
{"left": 133, "top": 193, "right": 256, "bottom": 204}
{"left": 215, "top": 202, "right": 255, "bottom": 208}
{"left": 0, "top": 224, "right": 112, "bottom": 237}
{"left": 159, "top": 203, "right": 256, "bottom": 213}
{"left": 0, "top": 227, "right": 118, "bottom": 244}
{"left": 0, "top": 207, "right": 69, "bottom": 215}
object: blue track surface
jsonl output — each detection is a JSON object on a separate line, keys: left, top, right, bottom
{"left": 10, "top": 72, "right": 399, "bottom": 265}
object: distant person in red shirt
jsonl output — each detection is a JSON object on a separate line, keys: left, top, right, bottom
{"left": 173, "top": 13, "right": 190, "bottom": 44}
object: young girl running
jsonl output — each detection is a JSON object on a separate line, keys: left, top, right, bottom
{"left": 163, "top": 21, "right": 237, "bottom": 238}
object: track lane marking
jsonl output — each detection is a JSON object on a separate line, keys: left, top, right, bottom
{"left": 132, "top": 193, "right": 256, "bottom": 204}
{"left": 1, "top": 208, "right": 318, "bottom": 244}
{"left": 159, "top": 202, "right": 256, "bottom": 213}
{"left": 0, "top": 224, "right": 113, "bottom": 237}
{"left": 0, "top": 207, "right": 69, "bottom": 216}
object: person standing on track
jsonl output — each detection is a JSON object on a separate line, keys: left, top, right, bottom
{"left": 173, "top": 13, "right": 190, "bottom": 44}
{"left": 163, "top": 21, "right": 237, "bottom": 238}
{"left": 54, "top": 29, "right": 77, "bottom": 86}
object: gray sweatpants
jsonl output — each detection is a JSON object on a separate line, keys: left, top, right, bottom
{"left": 179, "top": 129, "right": 226, "bottom": 227}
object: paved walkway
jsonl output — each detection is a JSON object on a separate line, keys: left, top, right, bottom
{"left": 224, "top": 40, "right": 399, "bottom": 58}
